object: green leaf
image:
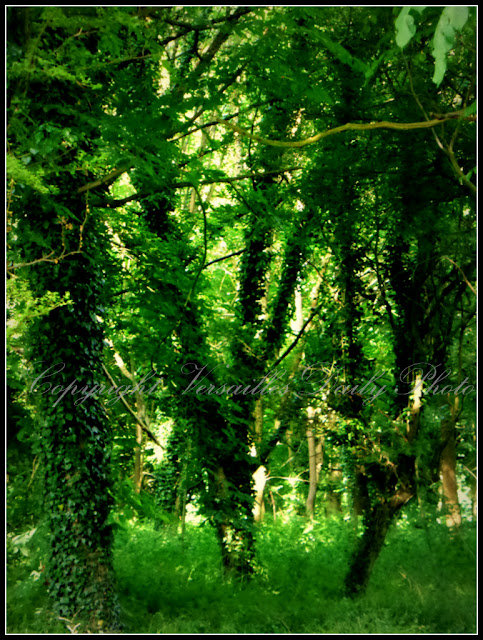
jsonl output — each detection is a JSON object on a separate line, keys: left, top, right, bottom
{"left": 463, "top": 101, "right": 477, "bottom": 117}
{"left": 395, "top": 8, "right": 416, "bottom": 49}
{"left": 395, "top": 7, "right": 426, "bottom": 49}
{"left": 316, "top": 32, "right": 370, "bottom": 77}
{"left": 432, "top": 7, "right": 469, "bottom": 86}
{"left": 6, "top": 154, "right": 49, "bottom": 194}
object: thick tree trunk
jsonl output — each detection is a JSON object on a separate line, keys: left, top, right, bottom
{"left": 213, "top": 465, "right": 255, "bottom": 576}
{"left": 26, "top": 228, "right": 119, "bottom": 629}
{"left": 344, "top": 502, "right": 393, "bottom": 596}
{"left": 345, "top": 484, "right": 413, "bottom": 597}
{"left": 215, "top": 520, "right": 255, "bottom": 576}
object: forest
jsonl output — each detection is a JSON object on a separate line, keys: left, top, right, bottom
{"left": 6, "top": 6, "right": 477, "bottom": 635}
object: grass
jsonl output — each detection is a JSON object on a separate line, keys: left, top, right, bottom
{"left": 7, "top": 514, "right": 477, "bottom": 634}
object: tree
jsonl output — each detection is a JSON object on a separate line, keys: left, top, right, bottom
{"left": 7, "top": 7, "right": 476, "bottom": 618}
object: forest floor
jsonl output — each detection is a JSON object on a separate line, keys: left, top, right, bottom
{"left": 7, "top": 513, "right": 477, "bottom": 634}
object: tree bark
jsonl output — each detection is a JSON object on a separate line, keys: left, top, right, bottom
{"left": 253, "top": 464, "right": 267, "bottom": 523}
{"left": 345, "top": 482, "right": 413, "bottom": 597}
{"left": 440, "top": 416, "right": 462, "bottom": 528}
{"left": 344, "top": 501, "right": 393, "bottom": 596}
{"left": 326, "top": 467, "right": 343, "bottom": 515}
{"left": 252, "top": 399, "right": 266, "bottom": 522}
{"left": 134, "top": 422, "right": 144, "bottom": 494}
{"left": 214, "top": 465, "right": 255, "bottom": 576}
{"left": 306, "top": 415, "right": 323, "bottom": 517}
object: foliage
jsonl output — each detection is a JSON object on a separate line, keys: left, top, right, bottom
{"left": 7, "top": 518, "right": 477, "bottom": 634}
{"left": 395, "top": 6, "right": 474, "bottom": 86}
{"left": 7, "top": 5, "right": 476, "bottom": 633}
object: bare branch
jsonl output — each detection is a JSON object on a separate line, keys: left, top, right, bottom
{"left": 216, "top": 112, "right": 476, "bottom": 149}
{"left": 8, "top": 200, "right": 89, "bottom": 273}
{"left": 77, "top": 166, "right": 130, "bottom": 194}
{"left": 100, "top": 167, "right": 302, "bottom": 208}
{"left": 271, "top": 302, "right": 323, "bottom": 371}
{"left": 441, "top": 256, "right": 477, "bottom": 296}
{"left": 203, "top": 249, "right": 246, "bottom": 269}
{"left": 101, "top": 363, "right": 164, "bottom": 449}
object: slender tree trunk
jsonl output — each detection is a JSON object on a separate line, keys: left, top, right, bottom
{"left": 352, "top": 470, "right": 370, "bottom": 519}
{"left": 110, "top": 352, "right": 148, "bottom": 493}
{"left": 326, "top": 467, "right": 343, "bottom": 515}
{"left": 179, "top": 437, "right": 192, "bottom": 538}
{"left": 134, "top": 422, "right": 144, "bottom": 493}
{"left": 252, "top": 399, "right": 266, "bottom": 522}
{"left": 286, "top": 427, "right": 294, "bottom": 473}
{"left": 253, "top": 464, "right": 267, "bottom": 523}
{"left": 440, "top": 415, "right": 462, "bottom": 528}
{"left": 464, "top": 447, "right": 477, "bottom": 520}
{"left": 306, "top": 412, "right": 323, "bottom": 517}
{"left": 469, "top": 465, "right": 477, "bottom": 520}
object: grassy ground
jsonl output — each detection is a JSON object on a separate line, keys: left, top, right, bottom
{"left": 7, "top": 514, "right": 477, "bottom": 634}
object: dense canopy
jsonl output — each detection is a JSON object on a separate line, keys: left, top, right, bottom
{"left": 7, "top": 6, "right": 476, "bottom": 634}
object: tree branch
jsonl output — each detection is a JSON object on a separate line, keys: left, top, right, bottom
{"left": 215, "top": 112, "right": 476, "bottom": 149}
{"left": 441, "top": 256, "right": 477, "bottom": 296}
{"left": 101, "top": 363, "right": 164, "bottom": 449}
{"left": 203, "top": 249, "right": 246, "bottom": 269}
{"left": 77, "top": 166, "right": 130, "bottom": 194}
{"left": 271, "top": 302, "right": 323, "bottom": 371}
{"left": 92, "top": 113, "right": 475, "bottom": 209}
{"left": 98, "top": 167, "right": 302, "bottom": 207}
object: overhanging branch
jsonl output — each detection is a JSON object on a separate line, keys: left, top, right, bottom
{"left": 98, "top": 167, "right": 302, "bottom": 208}
{"left": 215, "top": 112, "right": 476, "bottom": 149}
{"left": 88, "top": 112, "right": 476, "bottom": 207}
{"left": 271, "top": 302, "right": 323, "bottom": 371}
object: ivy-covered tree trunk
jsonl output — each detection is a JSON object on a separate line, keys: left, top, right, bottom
{"left": 26, "top": 207, "right": 118, "bottom": 630}
{"left": 344, "top": 502, "right": 392, "bottom": 596}
{"left": 344, "top": 129, "right": 474, "bottom": 595}
{"left": 133, "top": 177, "right": 258, "bottom": 574}
{"left": 344, "top": 467, "right": 415, "bottom": 597}
{"left": 8, "top": 8, "right": 120, "bottom": 629}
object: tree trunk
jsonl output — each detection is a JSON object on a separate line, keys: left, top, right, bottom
{"left": 133, "top": 361, "right": 147, "bottom": 494}
{"left": 345, "top": 479, "right": 414, "bottom": 597}
{"left": 352, "top": 469, "right": 370, "bottom": 518}
{"left": 344, "top": 501, "right": 393, "bottom": 596}
{"left": 440, "top": 417, "right": 462, "bottom": 528}
{"left": 178, "top": 438, "right": 192, "bottom": 538}
{"left": 306, "top": 415, "right": 323, "bottom": 517}
{"left": 133, "top": 422, "right": 144, "bottom": 494}
{"left": 215, "top": 521, "right": 255, "bottom": 577}
{"left": 213, "top": 465, "right": 255, "bottom": 576}
{"left": 253, "top": 464, "right": 267, "bottom": 523}
{"left": 326, "top": 467, "right": 343, "bottom": 515}
{"left": 252, "top": 399, "right": 266, "bottom": 522}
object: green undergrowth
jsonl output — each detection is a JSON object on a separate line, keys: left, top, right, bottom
{"left": 7, "top": 516, "right": 476, "bottom": 634}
